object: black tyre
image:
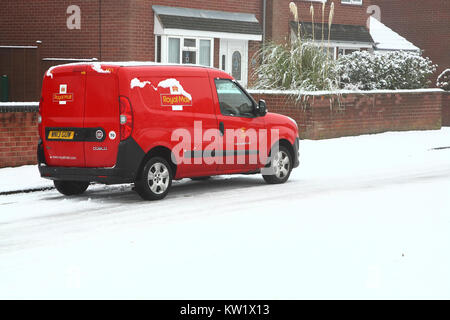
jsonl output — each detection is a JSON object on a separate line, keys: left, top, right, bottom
{"left": 190, "top": 176, "right": 211, "bottom": 181}
{"left": 54, "top": 180, "right": 89, "bottom": 196}
{"left": 135, "top": 157, "right": 173, "bottom": 200}
{"left": 262, "top": 145, "right": 293, "bottom": 184}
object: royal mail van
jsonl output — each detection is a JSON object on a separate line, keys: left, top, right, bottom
{"left": 38, "top": 62, "right": 299, "bottom": 200}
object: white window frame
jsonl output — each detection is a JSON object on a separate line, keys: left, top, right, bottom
{"left": 341, "top": 0, "right": 363, "bottom": 5}
{"left": 156, "top": 35, "right": 214, "bottom": 67}
{"left": 337, "top": 47, "right": 360, "bottom": 58}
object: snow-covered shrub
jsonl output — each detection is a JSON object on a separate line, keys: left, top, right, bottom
{"left": 252, "top": 38, "right": 339, "bottom": 92}
{"left": 338, "top": 51, "right": 437, "bottom": 90}
{"left": 437, "top": 69, "right": 450, "bottom": 91}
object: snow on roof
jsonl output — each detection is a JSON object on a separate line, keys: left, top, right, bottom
{"left": 370, "top": 16, "right": 420, "bottom": 52}
{"left": 45, "top": 61, "right": 220, "bottom": 78}
{"left": 0, "top": 102, "right": 39, "bottom": 107}
{"left": 152, "top": 5, "right": 258, "bottom": 23}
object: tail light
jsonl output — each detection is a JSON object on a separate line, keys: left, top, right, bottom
{"left": 119, "top": 96, "right": 133, "bottom": 140}
{"left": 38, "top": 97, "right": 43, "bottom": 138}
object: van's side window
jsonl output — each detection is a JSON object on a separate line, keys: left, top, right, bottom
{"left": 215, "top": 79, "right": 255, "bottom": 117}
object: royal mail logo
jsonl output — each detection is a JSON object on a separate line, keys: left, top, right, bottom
{"left": 130, "top": 77, "right": 192, "bottom": 111}
{"left": 158, "top": 79, "right": 192, "bottom": 111}
{"left": 160, "top": 94, "right": 192, "bottom": 107}
{"left": 53, "top": 84, "right": 74, "bottom": 105}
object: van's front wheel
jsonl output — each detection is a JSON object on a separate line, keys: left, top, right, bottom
{"left": 262, "top": 146, "right": 293, "bottom": 184}
{"left": 54, "top": 180, "right": 89, "bottom": 196}
{"left": 135, "top": 157, "right": 172, "bottom": 200}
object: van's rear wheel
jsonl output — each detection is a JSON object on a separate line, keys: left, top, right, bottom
{"left": 135, "top": 157, "right": 172, "bottom": 200}
{"left": 54, "top": 180, "right": 89, "bottom": 196}
{"left": 262, "top": 146, "right": 293, "bottom": 184}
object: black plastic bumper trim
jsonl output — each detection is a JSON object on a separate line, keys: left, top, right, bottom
{"left": 293, "top": 137, "right": 300, "bottom": 168}
{"left": 38, "top": 137, "right": 146, "bottom": 184}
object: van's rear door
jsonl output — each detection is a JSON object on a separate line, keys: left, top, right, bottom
{"left": 83, "top": 65, "right": 120, "bottom": 167}
{"left": 41, "top": 65, "right": 87, "bottom": 167}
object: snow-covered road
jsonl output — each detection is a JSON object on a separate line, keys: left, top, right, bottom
{"left": 1, "top": 129, "right": 450, "bottom": 299}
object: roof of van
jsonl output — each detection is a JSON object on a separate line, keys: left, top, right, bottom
{"left": 45, "top": 62, "right": 225, "bottom": 78}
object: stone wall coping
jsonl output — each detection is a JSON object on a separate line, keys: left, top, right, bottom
{"left": 247, "top": 88, "right": 445, "bottom": 96}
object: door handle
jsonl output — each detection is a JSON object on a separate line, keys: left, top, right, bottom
{"left": 219, "top": 122, "right": 224, "bottom": 136}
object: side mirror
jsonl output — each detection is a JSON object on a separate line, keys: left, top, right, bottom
{"left": 258, "top": 99, "right": 267, "bottom": 116}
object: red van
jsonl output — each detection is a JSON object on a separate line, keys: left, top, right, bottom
{"left": 38, "top": 63, "right": 299, "bottom": 200}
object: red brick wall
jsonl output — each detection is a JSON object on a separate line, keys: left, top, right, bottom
{"left": 0, "top": 0, "right": 262, "bottom": 62}
{"left": 267, "top": 0, "right": 372, "bottom": 43}
{"left": 371, "top": 0, "right": 450, "bottom": 78}
{"left": 0, "top": 112, "right": 39, "bottom": 167}
{"left": 0, "top": 90, "right": 444, "bottom": 168}
{"left": 0, "top": 0, "right": 263, "bottom": 95}
{"left": 214, "top": 39, "right": 220, "bottom": 69}
{"left": 249, "top": 90, "right": 443, "bottom": 139}
{"left": 442, "top": 92, "right": 450, "bottom": 127}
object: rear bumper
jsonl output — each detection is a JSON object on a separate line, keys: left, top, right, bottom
{"left": 38, "top": 138, "right": 145, "bottom": 184}
{"left": 38, "top": 165, "right": 134, "bottom": 184}
{"left": 293, "top": 137, "right": 300, "bottom": 168}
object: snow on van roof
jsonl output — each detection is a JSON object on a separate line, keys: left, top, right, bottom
{"left": 45, "top": 62, "right": 220, "bottom": 78}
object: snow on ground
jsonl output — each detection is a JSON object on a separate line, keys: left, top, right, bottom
{"left": 0, "top": 129, "right": 450, "bottom": 299}
{"left": 0, "top": 165, "right": 53, "bottom": 193}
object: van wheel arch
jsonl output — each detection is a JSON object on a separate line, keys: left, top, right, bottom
{"left": 270, "top": 139, "right": 295, "bottom": 161}
{"left": 137, "top": 146, "right": 177, "bottom": 181}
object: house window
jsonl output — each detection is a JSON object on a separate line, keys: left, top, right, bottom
{"left": 341, "top": 0, "right": 362, "bottom": 5}
{"left": 168, "top": 37, "right": 180, "bottom": 63}
{"left": 320, "top": 46, "right": 337, "bottom": 60}
{"left": 182, "top": 38, "right": 196, "bottom": 64}
{"left": 199, "top": 40, "right": 211, "bottom": 66}
{"left": 165, "top": 36, "right": 213, "bottom": 67}
{"left": 155, "top": 36, "right": 161, "bottom": 63}
{"left": 232, "top": 51, "right": 241, "bottom": 80}
{"left": 338, "top": 48, "right": 359, "bottom": 57}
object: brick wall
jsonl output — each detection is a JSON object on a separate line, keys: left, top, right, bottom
{"left": 0, "top": 0, "right": 263, "bottom": 96}
{"left": 0, "top": 0, "right": 262, "bottom": 61}
{"left": 371, "top": 0, "right": 450, "bottom": 78}
{"left": 0, "top": 111, "right": 39, "bottom": 167}
{"left": 249, "top": 90, "right": 443, "bottom": 139}
{"left": 267, "top": 0, "right": 372, "bottom": 43}
{"left": 442, "top": 92, "right": 450, "bottom": 127}
{"left": 0, "top": 90, "right": 445, "bottom": 168}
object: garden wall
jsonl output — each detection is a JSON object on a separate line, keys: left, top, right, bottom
{"left": 0, "top": 89, "right": 445, "bottom": 168}
{"left": 442, "top": 92, "right": 450, "bottom": 127}
{"left": 249, "top": 89, "right": 444, "bottom": 139}
{"left": 0, "top": 104, "right": 39, "bottom": 168}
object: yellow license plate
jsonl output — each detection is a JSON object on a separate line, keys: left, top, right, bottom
{"left": 48, "top": 130, "right": 75, "bottom": 140}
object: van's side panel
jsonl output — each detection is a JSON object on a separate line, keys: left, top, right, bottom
{"left": 120, "top": 66, "right": 220, "bottom": 179}
{"left": 41, "top": 65, "right": 87, "bottom": 167}
{"left": 84, "top": 65, "right": 120, "bottom": 168}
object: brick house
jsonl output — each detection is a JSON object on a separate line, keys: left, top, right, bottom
{"left": 371, "top": 0, "right": 450, "bottom": 77}
{"left": 268, "top": 0, "right": 374, "bottom": 58}
{"left": 0, "top": 0, "right": 424, "bottom": 101}
{"left": 0, "top": 0, "right": 263, "bottom": 97}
